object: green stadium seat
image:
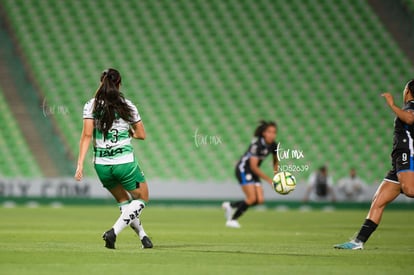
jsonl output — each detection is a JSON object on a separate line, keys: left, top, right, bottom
{"left": 0, "top": 87, "right": 43, "bottom": 177}
{"left": 1, "top": 0, "right": 413, "bottom": 183}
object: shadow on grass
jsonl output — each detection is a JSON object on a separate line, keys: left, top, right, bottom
{"left": 154, "top": 244, "right": 339, "bottom": 257}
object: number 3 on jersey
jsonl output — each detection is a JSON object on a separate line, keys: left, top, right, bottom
{"left": 110, "top": 129, "right": 119, "bottom": 143}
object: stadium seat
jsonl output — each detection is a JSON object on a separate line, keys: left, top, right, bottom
{"left": 0, "top": 87, "right": 42, "bottom": 177}
{"left": 1, "top": 0, "right": 413, "bottom": 183}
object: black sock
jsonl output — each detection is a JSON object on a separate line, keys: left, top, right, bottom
{"left": 231, "top": 201, "right": 249, "bottom": 220}
{"left": 356, "top": 219, "right": 378, "bottom": 243}
{"left": 230, "top": 200, "right": 244, "bottom": 208}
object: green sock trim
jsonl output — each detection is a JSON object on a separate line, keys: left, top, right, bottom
{"left": 117, "top": 199, "right": 147, "bottom": 207}
{"left": 117, "top": 201, "right": 130, "bottom": 207}
{"left": 134, "top": 199, "right": 146, "bottom": 207}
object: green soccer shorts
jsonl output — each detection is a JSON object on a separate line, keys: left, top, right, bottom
{"left": 94, "top": 159, "right": 146, "bottom": 191}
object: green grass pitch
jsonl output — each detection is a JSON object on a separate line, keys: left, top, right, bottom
{"left": 0, "top": 206, "right": 413, "bottom": 275}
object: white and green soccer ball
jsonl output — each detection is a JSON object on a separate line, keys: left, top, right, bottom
{"left": 273, "top": 171, "right": 296, "bottom": 195}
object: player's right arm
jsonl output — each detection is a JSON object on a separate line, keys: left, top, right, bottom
{"left": 75, "top": 119, "right": 94, "bottom": 181}
{"left": 382, "top": 92, "right": 414, "bottom": 124}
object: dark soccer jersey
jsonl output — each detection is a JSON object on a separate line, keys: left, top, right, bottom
{"left": 236, "top": 137, "right": 278, "bottom": 171}
{"left": 392, "top": 100, "right": 414, "bottom": 151}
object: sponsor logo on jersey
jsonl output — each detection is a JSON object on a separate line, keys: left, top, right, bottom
{"left": 96, "top": 147, "right": 124, "bottom": 158}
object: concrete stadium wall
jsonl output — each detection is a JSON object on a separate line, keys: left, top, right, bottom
{"left": 0, "top": 178, "right": 412, "bottom": 204}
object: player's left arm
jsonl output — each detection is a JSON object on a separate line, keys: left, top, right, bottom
{"left": 382, "top": 93, "right": 414, "bottom": 124}
{"left": 272, "top": 153, "right": 279, "bottom": 175}
{"left": 130, "top": 121, "right": 146, "bottom": 140}
{"left": 249, "top": 157, "right": 273, "bottom": 185}
{"left": 128, "top": 101, "right": 146, "bottom": 140}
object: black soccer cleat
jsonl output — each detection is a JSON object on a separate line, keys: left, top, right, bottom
{"left": 141, "top": 236, "right": 153, "bottom": 249}
{"left": 102, "top": 228, "right": 116, "bottom": 249}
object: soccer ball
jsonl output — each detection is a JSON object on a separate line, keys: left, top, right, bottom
{"left": 273, "top": 172, "right": 296, "bottom": 195}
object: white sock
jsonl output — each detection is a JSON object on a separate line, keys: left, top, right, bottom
{"left": 118, "top": 201, "right": 129, "bottom": 213}
{"left": 131, "top": 218, "right": 148, "bottom": 240}
{"left": 118, "top": 201, "right": 148, "bottom": 239}
{"left": 112, "top": 200, "right": 145, "bottom": 235}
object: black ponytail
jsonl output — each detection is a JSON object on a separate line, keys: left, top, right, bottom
{"left": 93, "top": 68, "right": 134, "bottom": 140}
{"left": 254, "top": 120, "right": 277, "bottom": 137}
{"left": 407, "top": 79, "right": 414, "bottom": 97}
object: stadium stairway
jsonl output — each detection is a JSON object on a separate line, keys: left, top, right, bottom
{"left": 0, "top": 6, "right": 74, "bottom": 177}
{"left": 368, "top": 0, "right": 414, "bottom": 64}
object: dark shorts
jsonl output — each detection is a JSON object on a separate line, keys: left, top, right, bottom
{"left": 384, "top": 149, "right": 414, "bottom": 184}
{"left": 235, "top": 165, "right": 260, "bottom": 185}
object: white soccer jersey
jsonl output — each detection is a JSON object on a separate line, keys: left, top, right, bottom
{"left": 83, "top": 98, "right": 141, "bottom": 165}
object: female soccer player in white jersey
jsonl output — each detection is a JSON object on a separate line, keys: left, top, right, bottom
{"left": 335, "top": 79, "right": 414, "bottom": 249}
{"left": 222, "top": 120, "right": 279, "bottom": 228}
{"left": 75, "top": 68, "right": 153, "bottom": 249}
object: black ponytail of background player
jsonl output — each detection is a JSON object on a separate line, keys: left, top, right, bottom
{"left": 407, "top": 79, "right": 414, "bottom": 97}
{"left": 254, "top": 120, "right": 277, "bottom": 137}
{"left": 93, "top": 68, "right": 134, "bottom": 139}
